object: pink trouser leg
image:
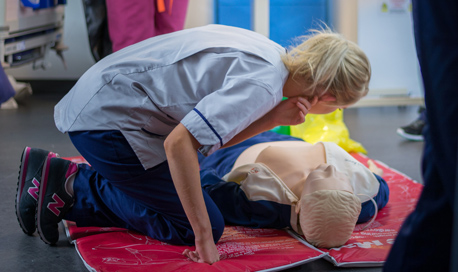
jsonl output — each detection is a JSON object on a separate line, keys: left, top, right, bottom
{"left": 106, "top": 0, "right": 189, "bottom": 52}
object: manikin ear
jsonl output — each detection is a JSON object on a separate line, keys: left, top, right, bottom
{"left": 319, "top": 93, "right": 337, "bottom": 102}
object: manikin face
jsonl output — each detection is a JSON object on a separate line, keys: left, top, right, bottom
{"left": 301, "top": 164, "right": 354, "bottom": 199}
{"left": 296, "top": 163, "right": 354, "bottom": 215}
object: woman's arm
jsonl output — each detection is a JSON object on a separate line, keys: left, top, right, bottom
{"left": 224, "top": 96, "right": 316, "bottom": 148}
{"left": 164, "top": 124, "right": 219, "bottom": 264}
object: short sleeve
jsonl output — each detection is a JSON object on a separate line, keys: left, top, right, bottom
{"left": 181, "top": 77, "right": 282, "bottom": 156}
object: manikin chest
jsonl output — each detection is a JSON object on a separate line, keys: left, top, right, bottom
{"left": 233, "top": 142, "right": 326, "bottom": 197}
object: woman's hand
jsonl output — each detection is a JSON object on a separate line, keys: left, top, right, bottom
{"left": 182, "top": 238, "right": 220, "bottom": 264}
{"left": 269, "top": 96, "right": 318, "bottom": 127}
{"left": 222, "top": 96, "right": 317, "bottom": 148}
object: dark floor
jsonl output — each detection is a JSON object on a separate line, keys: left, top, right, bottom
{"left": 0, "top": 88, "right": 424, "bottom": 272}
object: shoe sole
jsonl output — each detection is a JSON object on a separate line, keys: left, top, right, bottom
{"left": 396, "top": 128, "right": 424, "bottom": 141}
{"left": 15, "top": 147, "right": 32, "bottom": 234}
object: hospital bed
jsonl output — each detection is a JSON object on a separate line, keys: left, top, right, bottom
{"left": 0, "top": 0, "right": 67, "bottom": 108}
{"left": 1, "top": 0, "right": 66, "bottom": 67}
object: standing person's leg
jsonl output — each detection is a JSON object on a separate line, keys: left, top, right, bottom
{"left": 0, "top": 65, "right": 15, "bottom": 104}
{"left": 384, "top": 1, "right": 458, "bottom": 271}
{"left": 106, "top": 0, "right": 156, "bottom": 52}
{"left": 418, "top": 106, "right": 426, "bottom": 122}
{"left": 154, "top": 0, "right": 189, "bottom": 36}
{"left": 38, "top": 130, "right": 224, "bottom": 245}
{"left": 81, "top": 0, "right": 112, "bottom": 61}
{"left": 396, "top": 106, "right": 426, "bottom": 141}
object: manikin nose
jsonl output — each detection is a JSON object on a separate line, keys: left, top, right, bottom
{"left": 314, "top": 164, "right": 338, "bottom": 178}
{"left": 317, "top": 163, "right": 336, "bottom": 172}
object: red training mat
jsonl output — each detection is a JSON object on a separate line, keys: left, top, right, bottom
{"left": 62, "top": 154, "right": 423, "bottom": 271}
{"left": 64, "top": 221, "right": 324, "bottom": 272}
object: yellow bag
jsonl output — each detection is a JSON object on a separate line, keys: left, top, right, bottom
{"left": 290, "top": 110, "right": 367, "bottom": 154}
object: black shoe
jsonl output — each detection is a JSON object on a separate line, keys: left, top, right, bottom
{"left": 36, "top": 157, "right": 78, "bottom": 245}
{"left": 396, "top": 119, "right": 425, "bottom": 141}
{"left": 16, "top": 147, "right": 58, "bottom": 235}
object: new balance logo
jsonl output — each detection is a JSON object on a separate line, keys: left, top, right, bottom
{"left": 27, "top": 178, "right": 40, "bottom": 201}
{"left": 47, "top": 193, "right": 65, "bottom": 216}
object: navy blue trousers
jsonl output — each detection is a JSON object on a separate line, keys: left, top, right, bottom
{"left": 384, "top": 1, "right": 458, "bottom": 271}
{"left": 65, "top": 130, "right": 224, "bottom": 246}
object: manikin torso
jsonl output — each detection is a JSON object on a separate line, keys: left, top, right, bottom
{"left": 232, "top": 141, "right": 327, "bottom": 197}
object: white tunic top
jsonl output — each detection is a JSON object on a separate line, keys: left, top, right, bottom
{"left": 54, "top": 25, "right": 289, "bottom": 169}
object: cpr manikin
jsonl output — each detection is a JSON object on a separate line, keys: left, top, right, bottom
{"left": 228, "top": 141, "right": 381, "bottom": 248}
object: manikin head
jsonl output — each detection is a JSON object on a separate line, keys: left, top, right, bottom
{"left": 296, "top": 164, "right": 361, "bottom": 248}
{"left": 282, "top": 28, "right": 371, "bottom": 113}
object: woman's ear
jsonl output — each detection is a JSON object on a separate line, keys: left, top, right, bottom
{"left": 319, "top": 93, "right": 337, "bottom": 102}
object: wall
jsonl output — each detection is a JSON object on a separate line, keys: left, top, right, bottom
{"left": 357, "top": 0, "right": 423, "bottom": 97}
{"left": 7, "top": 0, "right": 423, "bottom": 100}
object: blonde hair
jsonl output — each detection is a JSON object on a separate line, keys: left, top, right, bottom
{"left": 281, "top": 28, "right": 371, "bottom": 105}
{"left": 299, "top": 190, "right": 361, "bottom": 248}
